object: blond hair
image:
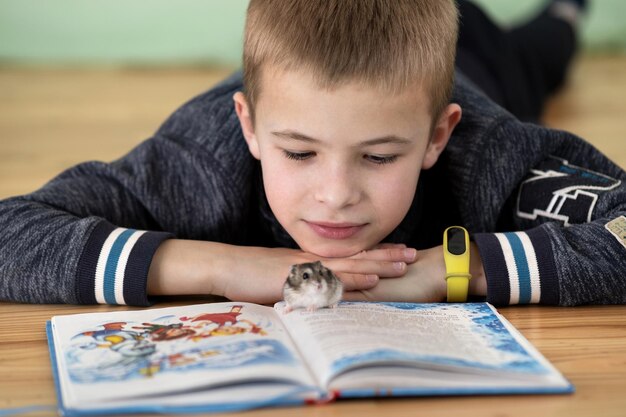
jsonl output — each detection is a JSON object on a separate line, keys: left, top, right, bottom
{"left": 243, "top": 0, "right": 459, "bottom": 125}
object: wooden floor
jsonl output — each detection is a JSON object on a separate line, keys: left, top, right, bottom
{"left": 0, "top": 55, "right": 625, "bottom": 199}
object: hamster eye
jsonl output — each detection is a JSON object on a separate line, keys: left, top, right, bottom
{"left": 303, "top": 272, "right": 309, "bottom": 280}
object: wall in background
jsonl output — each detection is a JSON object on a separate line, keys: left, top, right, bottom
{"left": 0, "top": 0, "right": 624, "bottom": 67}
{"left": 0, "top": 0, "right": 248, "bottom": 66}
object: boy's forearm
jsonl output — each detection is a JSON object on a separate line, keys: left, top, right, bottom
{"left": 469, "top": 242, "right": 487, "bottom": 297}
{"left": 146, "top": 240, "right": 423, "bottom": 304}
{"left": 147, "top": 239, "right": 229, "bottom": 297}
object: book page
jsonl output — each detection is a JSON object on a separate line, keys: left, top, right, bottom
{"left": 51, "top": 302, "right": 317, "bottom": 408}
{"left": 275, "top": 302, "right": 551, "bottom": 387}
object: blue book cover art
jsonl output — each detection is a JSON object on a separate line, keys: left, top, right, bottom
{"left": 66, "top": 338, "right": 295, "bottom": 384}
{"left": 47, "top": 321, "right": 318, "bottom": 417}
{"left": 60, "top": 305, "right": 298, "bottom": 384}
{"left": 329, "top": 302, "right": 549, "bottom": 376}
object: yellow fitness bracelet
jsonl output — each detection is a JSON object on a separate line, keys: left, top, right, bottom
{"left": 443, "top": 226, "right": 472, "bottom": 302}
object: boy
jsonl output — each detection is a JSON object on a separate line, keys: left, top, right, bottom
{"left": 0, "top": 0, "right": 624, "bottom": 307}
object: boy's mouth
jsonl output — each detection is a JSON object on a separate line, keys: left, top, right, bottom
{"left": 305, "top": 221, "right": 366, "bottom": 240}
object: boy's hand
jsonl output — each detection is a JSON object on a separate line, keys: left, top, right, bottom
{"left": 147, "top": 240, "right": 417, "bottom": 305}
{"left": 219, "top": 243, "right": 417, "bottom": 304}
{"left": 342, "top": 243, "right": 486, "bottom": 303}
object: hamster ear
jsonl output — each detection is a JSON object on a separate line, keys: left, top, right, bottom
{"left": 287, "top": 265, "right": 297, "bottom": 280}
{"left": 313, "top": 261, "right": 322, "bottom": 267}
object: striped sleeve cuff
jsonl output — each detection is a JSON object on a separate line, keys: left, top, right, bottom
{"left": 76, "top": 222, "right": 173, "bottom": 306}
{"left": 474, "top": 227, "right": 559, "bottom": 305}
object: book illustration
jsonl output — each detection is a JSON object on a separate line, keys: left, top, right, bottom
{"left": 179, "top": 305, "right": 268, "bottom": 339}
{"left": 326, "top": 303, "right": 549, "bottom": 376}
{"left": 64, "top": 305, "right": 296, "bottom": 383}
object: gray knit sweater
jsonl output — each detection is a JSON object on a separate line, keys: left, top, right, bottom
{"left": 1, "top": 71, "right": 625, "bottom": 306}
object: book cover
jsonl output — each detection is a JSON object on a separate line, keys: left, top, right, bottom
{"left": 46, "top": 302, "right": 573, "bottom": 415}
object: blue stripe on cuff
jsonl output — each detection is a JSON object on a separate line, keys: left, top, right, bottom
{"left": 474, "top": 233, "right": 511, "bottom": 306}
{"left": 76, "top": 222, "right": 173, "bottom": 306}
{"left": 103, "top": 228, "right": 136, "bottom": 304}
{"left": 503, "top": 233, "right": 532, "bottom": 304}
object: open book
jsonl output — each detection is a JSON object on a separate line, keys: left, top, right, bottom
{"left": 47, "top": 302, "right": 573, "bottom": 415}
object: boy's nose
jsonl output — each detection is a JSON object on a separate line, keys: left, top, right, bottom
{"left": 313, "top": 164, "right": 362, "bottom": 209}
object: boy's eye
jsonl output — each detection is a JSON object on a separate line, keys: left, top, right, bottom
{"left": 365, "top": 154, "right": 398, "bottom": 165}
{"left": 283, "top": 150, "right": 315, "bottom": 161}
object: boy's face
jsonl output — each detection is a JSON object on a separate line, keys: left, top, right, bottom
{"left": 235, "top": 68, "right": 460, "bottom": 258}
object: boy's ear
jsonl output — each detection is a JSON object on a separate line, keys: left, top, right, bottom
{"left": 233, "top": 92, "right": 261, "bottom": 160}
{"left": 422, "top": 103, "right": 462, "bottom": 170}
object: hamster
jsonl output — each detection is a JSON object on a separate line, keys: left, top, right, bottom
{"left": 282, "top": 261, "right": 343, "bottom": 313}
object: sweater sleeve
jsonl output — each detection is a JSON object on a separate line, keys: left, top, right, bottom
{"left": 0, "top": 139, "right": 179, "bottom": 306}
{"left": 445, "top": 74, "right": 626, "bottom": 307}
{"left": 472, "top": 130, "right": 626, "bottom": 306}
{"left": 0, "top": 128, "right": 253, "bottom": 306}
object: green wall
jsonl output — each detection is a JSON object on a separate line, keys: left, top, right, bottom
{"left": 0, "top": 0, "right": 249, "bottom": 66}
{"left": 0, "top": 0, "right": 624, "bottom": 67}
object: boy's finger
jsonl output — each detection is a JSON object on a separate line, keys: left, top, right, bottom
{"left": 341, "top": 289, "right": 377, "bottom": 302}
{"left": 328, "top": 258, "right": 407, "bottom": 278}
{"left": 349, "top": 247, "right": 417, "bottom": 263}
{"left": 336, "top": 273, "right": 378, "bottom": 292}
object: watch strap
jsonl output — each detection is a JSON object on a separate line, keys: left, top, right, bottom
{"left": 443, "top": 226, "right": 472, "bottom": 302}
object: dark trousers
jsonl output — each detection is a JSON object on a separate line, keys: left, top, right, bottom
{"left": 455, "top": 1, "right": 577, "bottom": 122}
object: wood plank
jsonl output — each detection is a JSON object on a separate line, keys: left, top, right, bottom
{"left": 544, "top": 55, "right": 626, "bottom": 168}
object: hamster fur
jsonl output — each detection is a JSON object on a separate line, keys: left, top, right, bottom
{"left": 282, "top": 261, "right": 343, "bottom": 313}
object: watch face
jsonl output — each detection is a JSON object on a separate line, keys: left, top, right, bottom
{"left": 447, "top": 227, "right": 466, "bottom": 255}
